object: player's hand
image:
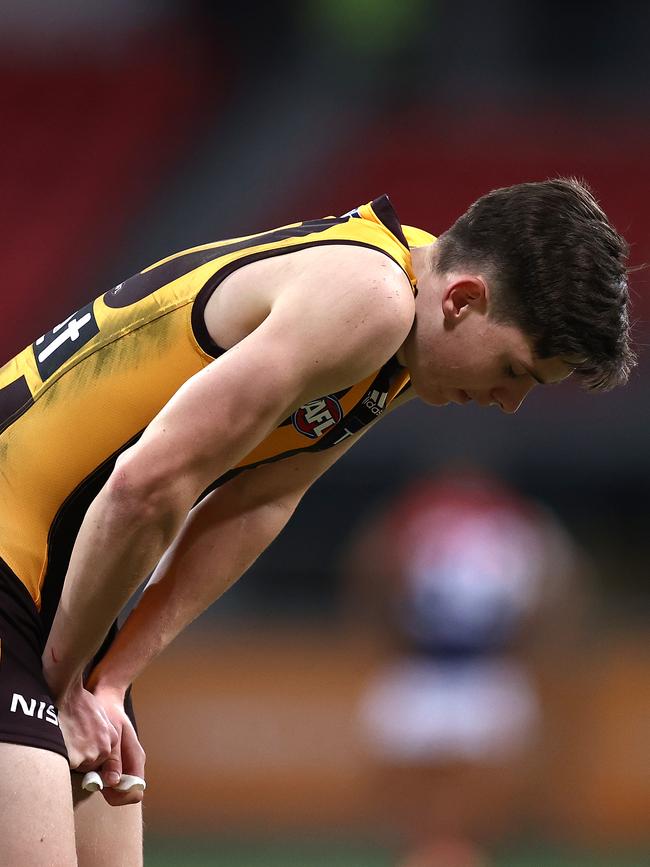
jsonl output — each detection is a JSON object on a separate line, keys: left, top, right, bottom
{"left": 55, "top": 682, "right": 120, "bottom": 774}
{"left": 90, "top": 684, "right": 147, "bottom": 806}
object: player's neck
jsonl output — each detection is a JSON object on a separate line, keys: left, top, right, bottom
{"left": 410, "top": 243, "right": 436, "bottom": 285}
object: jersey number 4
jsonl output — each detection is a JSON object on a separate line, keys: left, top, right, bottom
{"left": 33, "top": 301, "right": 99, "bottom": 382}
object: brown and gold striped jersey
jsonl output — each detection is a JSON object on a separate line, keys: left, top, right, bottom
{"left": 0, "top": 195, "right": 434, "bottom": 618}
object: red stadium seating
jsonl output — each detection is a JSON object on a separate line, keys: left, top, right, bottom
{"left": 282, "top": 107, "right": 650, "bottom": 321}
{"left": 0, "top": 28, "right": 224, "bottom": 358}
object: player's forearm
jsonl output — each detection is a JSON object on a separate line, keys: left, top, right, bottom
{"left": 43, "top": 480, "right": 187, "bottom": 699}
{"left": 88, "top": 484, "right": 299, "bottom": 695}
{"left": 43, "top": 393, "right": 296, "bottom": 700}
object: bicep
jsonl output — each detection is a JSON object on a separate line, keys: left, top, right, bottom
{"left": 171, "top": 376, "right": 417, "bottom": 568}
{"left": 218, "top": 383, "right": 417, "bottom": 512}
{"left": 226, "top": 427, "right": 371, "bottom": 508}
{"left": 116, "top": 253, "right": 414, "bottom": 503}
{"left": 115, "top": 324, "right": 305, "bottom": 507}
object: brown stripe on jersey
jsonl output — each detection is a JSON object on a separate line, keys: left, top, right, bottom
{"left": 103, "top": 218, "right": 347, "bottom": 310}
{"left": 0, "top": 376, "right": 33, "bottom": 436}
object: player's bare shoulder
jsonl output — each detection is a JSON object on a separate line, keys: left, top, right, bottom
{"left": 205, "top": 243, "right": 415, "bottom": 373}
{"left": 307, "top": 243, "right": 415, "bottom": 323}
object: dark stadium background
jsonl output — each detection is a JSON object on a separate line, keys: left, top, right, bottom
{"left": 1, "top": 3, "right": 648, "bottom": 866}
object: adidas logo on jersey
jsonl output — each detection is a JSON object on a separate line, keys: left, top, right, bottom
{"left": 362, "top": 389, "right": 388, "bottom": 416}
{"left": 9, "top": 693, "right": 59, "bottom": 726}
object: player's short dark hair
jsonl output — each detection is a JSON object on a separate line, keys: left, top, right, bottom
{"left": 435, "top": 178, "right": 635, "bottom": 389}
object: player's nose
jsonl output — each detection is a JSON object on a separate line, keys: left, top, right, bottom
{"left": 499, "top": 379, "right": 536, "bottom": 414}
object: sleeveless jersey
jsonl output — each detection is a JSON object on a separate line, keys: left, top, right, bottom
{"left": 0, "top": 195, "right": 435, "bottom": 621}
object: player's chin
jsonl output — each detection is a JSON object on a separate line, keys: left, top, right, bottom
{"left": 409, "top": 373, "right": 467, "bottom": 407}
{"left": 417, "top": 389, "right": 455, "bottom": 407}
{"left": 436, "top": 388, "right": 472, "bottom": 406}
{"left": 409, "top": 378, "right": 445, "bottom": 406}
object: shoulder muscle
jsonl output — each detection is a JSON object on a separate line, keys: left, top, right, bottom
{"left": 266, "top": 245, "right": 415, "bottom": 400}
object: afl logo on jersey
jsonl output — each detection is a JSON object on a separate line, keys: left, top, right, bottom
{"left": 292, "top": 396, "right": 343, "bottom": 439}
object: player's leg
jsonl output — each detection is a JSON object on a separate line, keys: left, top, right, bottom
{"left": 73, "top": 775, "right": 143, "bottom": 867}
{"left": 0, "top": 742, "right": 78, "bottom": 867}
{"left": 0, "top": 559, "right": 144, "bottom": 866}
{"left": 0, "top": 564, "right": 79, "bottom": 864}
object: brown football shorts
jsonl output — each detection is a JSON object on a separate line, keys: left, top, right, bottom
{"left": 0, "top": 558, "right": 136, "bottom": 761}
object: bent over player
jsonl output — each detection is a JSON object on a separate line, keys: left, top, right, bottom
{"left": 0, "top": 180, "right": 634, "bottom": 866}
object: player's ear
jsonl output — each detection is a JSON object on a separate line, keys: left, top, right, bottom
{"left": 442, "top": 275, "right": 488, "bottom": 323}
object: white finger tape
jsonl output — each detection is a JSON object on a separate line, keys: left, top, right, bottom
{"left": 81, "top": 771, "right": 103, "bottom": 792}
{"left": 114, "top": 774, "right": 147, "bottom": 792}
{"left": 81, "top": 771, "right": 146, "bottom": 793}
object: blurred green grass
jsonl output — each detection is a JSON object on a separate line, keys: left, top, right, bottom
{"left": 145, "top": 838, "right": 650, "bottom": 867}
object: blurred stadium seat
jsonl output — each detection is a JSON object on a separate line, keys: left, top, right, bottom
{"left": 0, "top": 26, "right": 226, "bottom": 357}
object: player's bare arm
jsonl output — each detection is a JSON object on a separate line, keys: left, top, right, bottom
{"left": 42, "top": 247, "right": 414, "bottom": 712}
{"left": 81, "top": 390, "right": 413, "bottom": 800}
{"left": 87, "top": 438, "right": 367, "bottom": 695}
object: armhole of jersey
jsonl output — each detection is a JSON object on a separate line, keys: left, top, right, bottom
{"left": 190, "top": 240, "right": 413, "bottom": 358}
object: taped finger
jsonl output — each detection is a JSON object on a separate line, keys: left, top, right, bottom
{"left": 81, "top": 771, "right": 104, "bottom": 792}
{"left": 113, "top": 774, "right": 147, "bottom": 792}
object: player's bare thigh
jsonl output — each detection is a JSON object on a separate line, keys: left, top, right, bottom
{"left": 72, "top": 774, "right": 143, "bottom": 867}
{"left": 0, "top": 742, "right": 77, "bottom": 867}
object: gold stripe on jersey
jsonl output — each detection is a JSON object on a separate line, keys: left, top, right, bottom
{"left": 0, "top": 195, "right": 433, "bottom": 606}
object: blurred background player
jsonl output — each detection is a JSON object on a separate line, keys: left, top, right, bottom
{"left": 342, "top": 467, "right": 590, "bottom": 866}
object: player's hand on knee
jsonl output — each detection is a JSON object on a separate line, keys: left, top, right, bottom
{"left": 92, "top": 685, "right": 147, "bottom": 806}
{"left": 101, "top": 717, "right": 146, "bottom": 806}
{"left": 57, "top": 684, "right": 119, "bottom": 770}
